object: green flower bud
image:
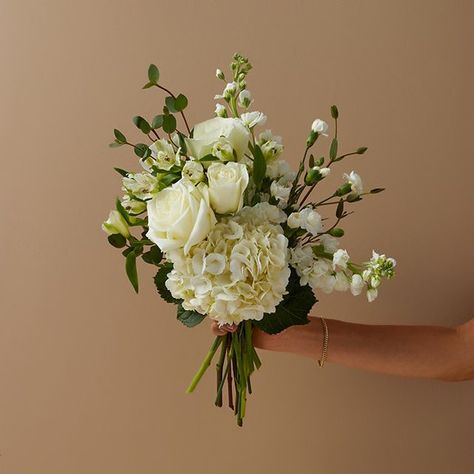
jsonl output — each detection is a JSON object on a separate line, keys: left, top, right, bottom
{"left": 102, "top": 210, "right": 130, "bottom": 238}
{"left": 329, "top": 227, "right": 344, "bottom": 237}
{"left": 357, "top": 147, "right": 368, "bottom": 154}
{"left": 305, "top": 167, "right": 322, "bottom": 185}
{"left": 306, "top": 130, "right": 319, "bottom": 147}
{"left": 330, "top": 105, "right": 339, "bottom": 119}
{"left": 335, "top": 182, "right": 353, "bottom": 196}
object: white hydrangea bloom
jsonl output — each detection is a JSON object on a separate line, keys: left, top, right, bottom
{"left": 270, "top": 172, "right": 296, "bottom": 208}
{"left": 165, "top": 210, "right": 290, "bottom": 325}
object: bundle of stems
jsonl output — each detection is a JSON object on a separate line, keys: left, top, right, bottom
{"left": 186, "top": 321, "right": 261, "bottom": 426}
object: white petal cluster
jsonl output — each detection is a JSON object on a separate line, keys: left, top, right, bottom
{"left": 240, "top": 111, "right": 267, "bottom": 129}
{"left": 287, "top": 208, "right": 323, "bottom": 235}
{"left": 122, "top": 172, "right": 160, "bottom": 200}
{"left": 258, "top": 130, "right": 284, "bottom": 160}
{"left": 149, "top": 139, "right": 179, "bottom": 171}
{"left": 311, "top": 119, "right": 329, "bottom": 136}
{"left": 343, "top": 171, "right": 363, "bottom": 196}
{"left": 269, "top": 172, "right": 296, "bottom": 208}
{"left": 165, "top": 208, "right": 290, "bottom": 325}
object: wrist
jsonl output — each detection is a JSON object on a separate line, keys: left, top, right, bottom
{"left": 286, "top": 318, "right": 323, "bottom": 359}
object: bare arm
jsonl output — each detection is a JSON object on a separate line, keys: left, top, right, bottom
{"left": 211, "top": 317, "right": 474, "bottom": 382}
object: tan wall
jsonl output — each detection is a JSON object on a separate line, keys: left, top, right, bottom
{"left": 1, "top": 1, "right": 473, "bottom": 473}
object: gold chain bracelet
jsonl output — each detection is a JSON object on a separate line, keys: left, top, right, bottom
{"left": 318, "top": 317, "right": 329, "bottom": 367}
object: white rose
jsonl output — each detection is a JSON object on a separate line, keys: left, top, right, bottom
{"left": 311, "top": 119, "right": 329, "bottom": 136}
{"left": 207, "top": 162, "right": 249, "bottom": 214}
{"left": 332, "top": 249, "right": 350, "bottom": 269}
{"left": 343, "top": 171, "right": 363, "bottom": 196}
{"left": 149, "top": 139, "right": 178, "bottom": 171}
{"left": 186, "top": 117, "right": 250, "bottom": 161}
{"left": 102, "top": 210, "right": 130, "bottom": 238}
{"left": 146, "top": 179, "right": 216, "bottom": 254}
{"left": 182, "top": 160, "right": 204, "bottom": 184}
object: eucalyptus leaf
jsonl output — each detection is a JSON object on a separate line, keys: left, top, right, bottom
{"left": 330, "top": 138, "right": 338, "bottom": 160}
{"left": 134, "top": 143, "right": 150, "bottom": 158}
{"left": 152, "top": 115, "right": 164, "bottom": 129}
{"left": 336, "top": 199, "right": 344, "bottom": 218}
{"left": 165, "top": 96, "right": 177, "bottom": 113}
{"left": 113, "top": 167, "right": 129, "bottom": 177}
{"left": 148, "top": 64, "right": 159, "bottom": 83}
{"left": 114, "top": 129, "right": 127, "bottom": 143}
{"left": 133, "top": 116, "right": 151, "bottom": 134}
{"left": 162, "top": 114, "right": 177, "bottom": 133}
{"left": 174, "top": 94, "right": 188, "bottom": 111}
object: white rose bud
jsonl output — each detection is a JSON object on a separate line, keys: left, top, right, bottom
{"left": 102, "top": 210, "right": 130, "bottom": 238}
{"left": 207, "top": 162, "right": 249, "bottom": 214}
{"left": 146, "top": 179, "right": 216, "bottom": 254}
{"left": 311, "top": 119, "right": 329, "bottom": 136}
{"left": 182, "top": 160, "right": 204, "bottom": 184}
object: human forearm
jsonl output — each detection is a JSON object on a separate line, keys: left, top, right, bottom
{"left": 252, "top": 317, "right": 474, "bottom": 381}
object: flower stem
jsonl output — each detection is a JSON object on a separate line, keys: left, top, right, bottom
{"left": 186, "top": 336, "right": 223, "bottom": 394}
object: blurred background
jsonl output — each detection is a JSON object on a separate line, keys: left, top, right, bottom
{"left": 0, "top": 1, "right": 473, "bottom": 473}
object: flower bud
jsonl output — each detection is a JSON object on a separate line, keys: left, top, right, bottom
{"left": 102, "top": 210, "right": 130, "bottom": 238}
{"left": 335, "top": 182, "right": 353, "bottom": 196}
{"left": 311, "top": 119, "right": 329, "bottom": 136}
{"left": 306, "top": 130, "right": 319, "bottom": 147}
{"left": 238, "top": 89, "right": 252, "bottom": 108}
{"left": 216, "top": 69, "right": 225, "bottom": 80}
{"left": 357, "top": 147, "right": 368, "bottom": 154}
{"left": 304, "top": 167, "right": 322, "bottom": 185}
{"left": 215, "top": 103, "right": 228, "bottom": 118}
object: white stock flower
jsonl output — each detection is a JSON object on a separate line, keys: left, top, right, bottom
{"left": 186, "top": 117, "right": 250, "bottom": 161}
{"left": 215, "top": 81, "right": 238, "bottom": 100}
{"left": 311, "top": 119, "right": 329, "bottom": 136}
{"left": 367, "top": 288, "right": 378, "bottom": 302}
{"left": 343, "top": 171, "right": 364, "bottom": 196}
{"left": 207, "top": 162, "right": 249, "bottom": 214}
{"left": 266, "top": 158, "right": 291, "bottom": 180}
{"left": 149, "top": 139, "right": 179, "bottom": 171}
{"left": 215, "top": 103, "right": 227, "bottom": 118}
{"left": 258, "top": 130, "right": 284, "bottom": 160}
{"left": 122, "top": 172, "right": 160, "bottom": 200}
{"left": 350, "top": 274, "right": 365, "bottom": 296}
{"left": 165, "top": 214, "right": 290, "bottom": 325}
{"left": 240, "top": 111, "right": 267, "bottom": 129}
{"left": 102, "top": 210, "right": 130, "bottom": 238}
{"left": 332, "top": 249, "right": 350, "bottom": 269}
{"left": 238, "top": 89, "right": 253, "bottom": 107}
{"left": 270, "top": 173, "right": 295, "bottom": 208}
{"left": 146, "top": 179, "right": 216, "bottom": 254}
{"left": 182, "top": 160, "right": 204, "bottom": 184}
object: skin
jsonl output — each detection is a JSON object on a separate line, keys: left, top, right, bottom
{"left": 211, "top": 317, "right": 474, "bottom": 382}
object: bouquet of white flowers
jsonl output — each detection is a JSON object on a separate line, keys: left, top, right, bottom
{"left": 103, "top": 53, "right": 396, "bottom": 426}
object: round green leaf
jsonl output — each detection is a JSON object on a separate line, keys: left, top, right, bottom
{"left": 174, "top": 94, "right": 188, "bottom": 111}
{"left": 148, "top": 64, "right": 159, "bottom": 83}
{"left": 162, "top": 114, "right": 177, "bottom": 133}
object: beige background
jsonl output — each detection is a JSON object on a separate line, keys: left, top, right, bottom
{"left": 1, "top": 1, "right": 473, "bottom": 473}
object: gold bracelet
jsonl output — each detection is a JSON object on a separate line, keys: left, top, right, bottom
{"left": 318, "top": 317, "right": 329, "bottom": 367}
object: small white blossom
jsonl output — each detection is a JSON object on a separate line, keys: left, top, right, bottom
{"left": 182, "top": 160, "right": 204, "bottom": 184}
{"left": 240, "top": 111, "right": 267, "bottom": 129}
{"left": 215, "top": 103, "right": 227, "bottom": 118}
{"left": 258, "top": 130, "right": 284, "bottom": 160}
{"left": 211, "top": 137, "right": 235, "bottom": 161}
{"left": 238, "top": 90, "right": 253, "bottom": 107}
{"left": 311, "top": 119, "right": 329, "bottom": 136}
{"left": 332, "top": 249, "right": 350, "bottom": 269}
{"left": 343, "top": 171, "right": 364, "bottom": 196}
{"left": 319, "top": 234, "right": 339, "bottom": 253}
{"left": 350, "top": 274, "right": 365, "bottom": 296}
{"left": 216, "top": 68, "right": 224, "bottom": 80}
{"left": 215, "top": 81, "right": 238, "bottom": 100}
{"left": 122, "top": 172, "right": 160, "bottom": 200}
{"left": 121, "top": 195, "right": 146, "bottom": 215}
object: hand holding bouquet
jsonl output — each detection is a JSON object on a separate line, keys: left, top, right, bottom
{"left": 102, "top": 53, "right": 396, "bottom": 426}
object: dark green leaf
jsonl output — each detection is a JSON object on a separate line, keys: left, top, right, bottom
{"left": 134, "top": 143, "right": 150, "bottom": 158}
{"left": 122, "top": 246, "right": 134, "bottom": 257}
{"left": 177, "top": 131, "right": 187, "bottom": 154}
{"left": 162, "top": 114, "right": 177, "bottom": 133}
{"left": 148, "top": 64, "right": 159, "bottom": 83}
{"left": 198, "top": 154, "right": 220, "bottom": 162}
{"left": 165, "top": 96, "right": 177, "bottom": 113}
{"left": 315, "top": 156, "right": 325, "bottom": 166}
{"left": 330, "top": 138, "right": 338, "bottom": 160}
{"left": 125, "top": 250, "right": 139, "bottom": 293}
{"left": 142, "top": 81, "right": 155, "bottom": 89}
{"left": 252, "top": 144, "right": 266, "bottom": 190}
{"left": 152, "top": 115, "right": 164, "bottom": 129}
{"left": 115, "top": 198, "right": 131, "bottom": 224}
{"left": 114, "top": 167, "right": 129, "bottom": 177}
{"left": 174, "top": 94, "right": 188, "bottom": 111}
{"left": 114, "top": 129, "right": 127, "bottom": 143}
{"left": 109, "top": 140, "right": 123, "bottom": 148}
{"left": 153, "top": 263, "right": 179, "bottom": 304}
{"left": 370, "top": 187, "right": 385, "bottom": 194}
{"left": 308, "top": 154, "right": 315, "bottom": 168}
{"left": 330, "top": 105, "right": 339, "bottom": 119}
{"left": 142, "top": 245, "right": 162, "bottom": 265}
{"left": 336, "top": 199, "right": 344, "bottom": 218}
{"left": 254, "top": 269, "right": 316, "bottom": 335}
{"left": 107, "top": 234, "right": 126, "bottom": 248}
{"left": 177, "top": 304, "right": 206, "bottom": 328}
{"left": 133, "top": 116, "right": 151, "bottom": 134}
{"left": 329, "top": 227, "right": 345, "bottom": 237}
{"left": 157, "top": 173, "right": 180, "bottom": 190}
{"left": 357, "top": 147, "right": 368, "bottom": 154}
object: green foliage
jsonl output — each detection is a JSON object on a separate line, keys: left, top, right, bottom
{"left": 357, "top": 147, "right": 368, "bottom": 154}
{"left": 162, "top": 114, "right": 177, "bottom": 133}
{"left": 148, "top": 64, "right": 159, "bottom": 83}
{"left": 142, "top": 245, "right": 162, "bottom": 265}
{"left": 254, "top": 269, "right": 316, "bottom": 335}
{"left": 331, "top": 105, "right": 339, "bottom": 119}
{"left": 370, "top": 187, "right": 385, "bottom": 194}
{"left": 174, "top": 94, "right": 188, "bottom": 111}
{"left": 177, "top": 305, "right": 206, "bottom": 328}
{"left": 107, "top": 234, "right": 126, "bottom": 248}
{"left": 153, "top": 263, "right": 179, "bottom": 304}
{"left": 329, "top": 227, "right": 345, "bottom": 237}
{"left": 113, "top": 129, "right": 127, "bottom": 143}
{"left": 336, "top": 199, "right": 344, "bottom": 218}
{"left": 198, "top": 154, "right": 220, "bottom": 162}
{"left": 152, "top": 115, "right": 164, "bottom": 129}
{"left": 252, "top": 144, "right": 266, "bottom": 190}
{"left": 113, "top": 167, "right": 129, "bottom": 177}
{"left": 125, "top": 250, "right": 139, "bottom": 293}
{"left": 330, "top": 138, "right": 338, "bottom": 160}
{"left": 133, "top": 116, "right": 151, "bottom": 134}
{"left": 134, "top": 143, "right": 151, "bottom": 159}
